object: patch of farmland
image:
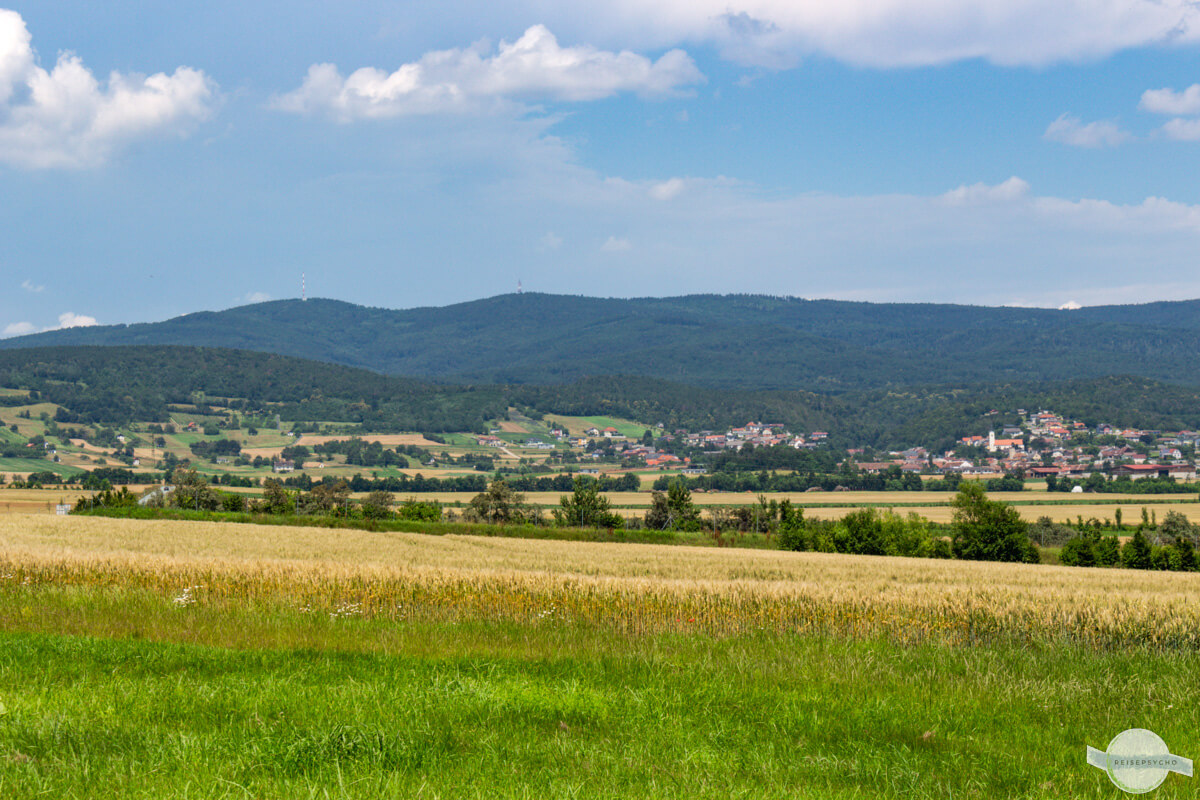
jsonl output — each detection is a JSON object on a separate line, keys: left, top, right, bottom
{"left": 295, "top": 434, "right": 444, "bottom": 448}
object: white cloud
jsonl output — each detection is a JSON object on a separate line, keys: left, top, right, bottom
{"left": 0, "top": 9, "right": 215, "bottom": 168}
{"left": 940, "top": 176, "right": 1030, "bottom": 206}
{"left": 1043, "top": 114, "right": 1131, "bottom": 148}
{"left": 1, "top": 312, "right": 96, "bottom": 337}
{"left": 1140, "top": 84, "right": 1200, "bottom": 115}
{"left": 520, "top": 0, "right": 1200, "bottom": 69}
{"left": 54, "top": 312, "right": 97, "bottom": 329}
{"left": 1160, "top": 117, "right": 1200, "bottom": 141}
{"left": 538, "top": 231, "right": 562, "bottom": 250}
{"left": 649, "top": 177, "right": 687, "bottom": 200}
{"left": 272, "top": 24, "right": 703, "bottom": 120}
{"left": 493, "top": 142, "right": 1200, "bottom": 303}
{"left": 241, "top": 291, "right": 271, "bottom": 304}
{"left": 1058, "top": 301, "right": 1082, "bottom": 310}
{"left": 19, "top": 278, "right": 43, "bottom": 293}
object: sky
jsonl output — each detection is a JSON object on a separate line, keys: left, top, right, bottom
{"left": 4, "top": 1, "right": 1200, "bottom": 335}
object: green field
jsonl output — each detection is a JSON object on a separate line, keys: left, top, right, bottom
{"left": 0, "top": 597, "right": 1195, "bottom": 798}
{"left": 0, "top": 458, "right": 85, "bottom": 477}
{"left": 545, "top": 414, "right": 656, "bottom": 439}
{"left": 1, "top": 514, "right": 1199, "bottom": 798}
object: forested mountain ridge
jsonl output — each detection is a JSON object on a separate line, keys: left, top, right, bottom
{"left": 5, "top": 294, "right": 1200, "bottom": 390}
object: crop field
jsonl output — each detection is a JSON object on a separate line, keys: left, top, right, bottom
{"left": 295, "top": 434, "right": 445, "bottom": 448}
{"left": 6, "top": 486, "right": 1200, "bottom": 529}
{"left": 0, "top": 459, "right": 85, "bottom": 478}
{"left": 1, "top": 514, "right": 1199, "bottom": 797}
{"left": 6, "top": 513, "right": 1200, "bottom": 649}
{"left": 543, "top": 414, "right": 654, "bottom": 439}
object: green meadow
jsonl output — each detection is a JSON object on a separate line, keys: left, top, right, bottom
{"left": 1, "top": 605, "right": 1198, "bottom": 799}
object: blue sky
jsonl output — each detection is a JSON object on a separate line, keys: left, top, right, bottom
{"left": 4, "top": 1, "right": 1200, "bottom": 335}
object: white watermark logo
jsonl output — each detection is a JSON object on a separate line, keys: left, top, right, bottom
{"left": 1087, "top": 729, "right": 1192, "bottom": 794}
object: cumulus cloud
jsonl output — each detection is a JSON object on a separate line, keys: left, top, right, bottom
{"left": 1058, "top": 301, "right": 1082, "bottom": 310}
{"left": 1161, "top": 117, "right": 1200, "bottom": 140}
{"left": 538, "top": 231, "right": 562, "bottom": 250}
{"left": 0, "top": 9, "right": 215, "bottom": 168}
{"left": 241, "top": 291, "right": 271, "bottom": 304}
{"left": 1043, "top": 114, "right": 1131, "bottom": 148}
{"left": 1140, "top": 84, "right": 1200, "bottom": 115}
{"left": 600, "top": 235, "right": 631, "bottom": 251}
{"left": 534, "top": 0, "right": 1200, "bottom": 68}
{"left": 55, "top": 312, "right": 97, "bottom": 329}
{"left": 19, "top": 278, "right": 43, "bottom": 292}
{"left": 1, "top": 311, "right": 96, "bottom": 337}
{"left": 272, "top": 24, "right": 703, "bottom": 120}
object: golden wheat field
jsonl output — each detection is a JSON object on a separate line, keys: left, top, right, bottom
{"left": 4, "top": 514, "right": 1200, "bottom": 648}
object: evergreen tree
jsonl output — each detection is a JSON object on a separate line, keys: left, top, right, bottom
{"left": 554, "top": 478, "right": 623, "bottom": 529}
{"left": 1121, "top": 530, "right": 1152, "bottom": 569}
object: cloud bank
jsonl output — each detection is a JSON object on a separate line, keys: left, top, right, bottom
{"left": 525, "top": 0, "right": 1200, "bottom": 68}
{"left": 0, "top": 8, "right": 215, "bottom": 168}
{"left": 272, "top": 24, "right": 703, "bottom": 120}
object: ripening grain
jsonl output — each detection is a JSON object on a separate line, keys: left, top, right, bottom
{"left": 2, "top": 514, "right": 1199, "bottom": 649}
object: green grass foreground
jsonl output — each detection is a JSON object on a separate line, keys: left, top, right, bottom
{"left": 0, "top": 587, "right": 1197, "bottom": 798}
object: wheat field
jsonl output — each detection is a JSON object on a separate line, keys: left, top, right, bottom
{"left": 4, "top": 514, "right": 1200, "bottom": 648}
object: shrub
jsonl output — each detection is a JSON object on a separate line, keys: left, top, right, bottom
{"left": 1059, "top": 537, "right": 1096, "bottom": 568}
{"left": 1121, "top": 531, "right": 1152, "bottom": 570}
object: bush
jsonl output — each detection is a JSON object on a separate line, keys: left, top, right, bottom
{"left": 360, "top": 490, "right": 394, "bottom": 520}
{"left": 1094, "top": 536, "right": 1120, "bottom": 566}
{"left": 1059, "top": 537, "right": 1096, "bottom": 567}
{"left": 1121, "top": 531, "right": 1153, "bottom": 569}
{"left": 396, "top": 498, "right": 442, "bottom": 522}
{"left": 220, "top": 492, "right": 246, "bottom": 513}
{"left": 950, "top": 483, "right": 1034, "bottom": 563}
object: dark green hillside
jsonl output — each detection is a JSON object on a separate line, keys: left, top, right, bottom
{"left": 2, "top": 347, "right": 1200, "bottom": 450}
{"left": 0, "top": 347, "right": 508, "bottom": 432}
{"left": 7, "top": 293, "right": 1200, "bottom": 390}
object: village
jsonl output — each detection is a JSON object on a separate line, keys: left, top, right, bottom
{"left": 472, "top": 409, "right": 1200, "bottom": 483}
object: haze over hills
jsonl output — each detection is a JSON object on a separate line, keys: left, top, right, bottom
{"left": 5, "top": 293, "right": 1200, "bottom": 391}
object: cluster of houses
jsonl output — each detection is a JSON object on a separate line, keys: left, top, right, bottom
{"left": 475, "top": 420, "right": 837, "bottom": 471}
{"left": 939, "top": 409, "right": 1199, "bottom": 479}
{"left": 465, "top": 409, "right": 1200, "bottom": 481}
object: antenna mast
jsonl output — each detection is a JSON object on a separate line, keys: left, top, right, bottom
{"left": 302, "top": 273, "right": 306, "bottom": 302}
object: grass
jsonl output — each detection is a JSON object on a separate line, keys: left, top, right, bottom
{"left": 544, "top": 414, "right": 654, "bottom": 439}
{"left": 1, "top": 624, "right": 1197, "bottom": 798}
{"left": 2, "top": 517, "right": 1200, "bottom": 796}
{"left": 0, "top": 458, "right": 85, "bottom": 477}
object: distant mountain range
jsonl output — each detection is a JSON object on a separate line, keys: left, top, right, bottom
{"left": 5, "top": 293, "right": 1200, "bottom": 391}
